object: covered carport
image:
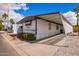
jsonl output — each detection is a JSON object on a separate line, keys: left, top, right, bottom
{"left": 36, "top": 12, "right": 73, "bottom": 35}
{"left": 36, "top": 12, "right": 73, "bottom": 44}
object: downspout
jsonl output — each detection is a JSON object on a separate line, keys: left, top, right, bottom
{"left": 35, "top": 17, "right": 37, "bottom": 40}
{"left": 22, "top": 23, "right": 23, "bottom": 33}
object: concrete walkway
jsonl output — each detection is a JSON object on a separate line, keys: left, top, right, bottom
{"left": 37, "top": 34, "right": 65, "bottom": 45}
{"left": 1, "top": 31, "right": 79, "bottom": 56}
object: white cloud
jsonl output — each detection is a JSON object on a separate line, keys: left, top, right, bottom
{"left": 0, "top": 3, "right": 29, "bottom": 23}
{"left": 0, "top": 4, "right": 9, "bottom": 11}
{"left": 9, "top": 10, "right": 24, "bottom": 22}
{"left": 9, "top": 3, "right": 29, "bottom": 10}
{"left": 0, "top": 9, "right": 24, "bottom": 23}
{"left": 0, "top": 3, "right": 29, "bottom": 11}
{"left": 63, "top": 11, "right": 77, "bottom": 25}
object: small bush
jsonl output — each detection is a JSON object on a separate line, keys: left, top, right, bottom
{"left": 0, "top": 22, "right": 4, "bottom": 31}
{"left": 73, "top": 25, "right": 79, "bottom": 32}
{"left": 22, "top": 33, "right": 27, "bottom": 40}
{"left": 17, "top": 32, "right": 36, "bottom": 41}
{"left": 17, "top": 32, "right": 25, "bottom": 39}
{"left": 26, "top": 33, "right": 36, "bottom": 41}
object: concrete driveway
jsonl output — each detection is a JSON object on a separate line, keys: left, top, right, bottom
{"left": 53, "top": 36, "right": 79, "bottom": 56}
{"left": 37, "top": 34, "right": 65, "bottom": 45}
{"left": 16, "top": 35, "right": 79, "bottom": 56}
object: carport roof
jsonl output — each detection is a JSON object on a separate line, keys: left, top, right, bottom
{"left": 17, "top": 12, "right": 72, "bottom": 26}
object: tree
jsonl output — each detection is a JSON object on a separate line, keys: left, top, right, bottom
{"left": 10, "top": 19, "right": 15, "bottom": 24}
{"left": 74, "top": 6, "right": 79, "bottom": 25}
{"left": 2, "top": 13, "right": 8, "bottom": 30}
{"left": 10, "top": 19, "right": 15, "bottom": 30}
{"left": 74, "top": 6, "right": 79, "bottom": 35}
{"left": 2, "top": 13, "right": 8, "bottom": 19}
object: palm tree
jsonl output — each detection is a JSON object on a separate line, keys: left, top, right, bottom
{"left": 74, "top": 6, "right": 79, "bottom": 35}
{"left": 74, "top": 6, "right": 79, "bottom": 25}
{"left": 2, "top": 13, "right": 8, "bottom": 30}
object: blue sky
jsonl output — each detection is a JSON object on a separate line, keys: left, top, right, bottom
{"left": 14, "top": 3, "right": 79, "bottom": 16}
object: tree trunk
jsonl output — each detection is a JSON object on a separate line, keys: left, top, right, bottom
{"left": 77, "top": 12, "right": 78, "bottom": 25}
{"left": 77, "top": 12, "right": 79, "bottom": 36}
{"left": 6, "top": 21, "right": 9, "bottom": 32}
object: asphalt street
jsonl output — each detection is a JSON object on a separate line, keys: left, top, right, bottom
{"left": 0, "top": 35, "right": 19, "bottom": 56}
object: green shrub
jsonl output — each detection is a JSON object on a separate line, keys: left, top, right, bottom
{"left": 17, "top": 32, "right": 25, "bottom": 39}
{"left": 26, "top": 33, "right": 36, "bottom": 41}
{"left": 0, "top": 22, "right": 4, "bottom": 31}
{"left": 73, "top": 25, "right": 79, "bottom": 32}
{"left": 17, "top": 32, "right": 36, "bottom": 41}
{"left": 22, "top": 33, "right": 27, "bottom": 40}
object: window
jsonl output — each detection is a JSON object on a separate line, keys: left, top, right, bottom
{"left": 20, "top": 26, "right": 23, "bottom": 29}
{"left": 48, "top": 23, "right": 51, "bottom": 30}
{"left": 25, "top": 21, "right": 32, "bottom": 26}
{"left": 56, "top": 24, "right": 59, "bottom": 30}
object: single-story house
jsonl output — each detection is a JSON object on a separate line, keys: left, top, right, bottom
{"left": 17, "top": 12, "right": 73, "bottom": 40}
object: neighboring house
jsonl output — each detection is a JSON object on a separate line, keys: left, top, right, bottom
{"left": 17, "top": 12, "right": 73, "bottom": 40}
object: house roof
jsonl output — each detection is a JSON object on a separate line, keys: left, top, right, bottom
{"left": 17, "top": 16, "right": 36, "bottom": 24}
{"left": 17, "top": 12, "right": 59, "bottom": 24}
{"left": 17, "top": 12, "right": 72, "bottom": 26}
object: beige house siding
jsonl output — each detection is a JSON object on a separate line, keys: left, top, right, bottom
{"left": 37, "top": 19, "right": 62, "bottom": 40}
{"left": 22, "top": 20, "right": 36, "bottom": 34}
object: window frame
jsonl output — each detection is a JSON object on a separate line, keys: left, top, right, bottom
{"left": 56, "top": 24, "right": 59, "bottom": 30}
{"left": 25, "top": 21, "right": 32, "bottom": 26}
{"left": 48, "top": 22, "right": 52, "bottom": 30}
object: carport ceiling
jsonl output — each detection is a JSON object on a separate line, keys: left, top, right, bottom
{"left": 37, "top": 13, "right": 62, "bottom": 24}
